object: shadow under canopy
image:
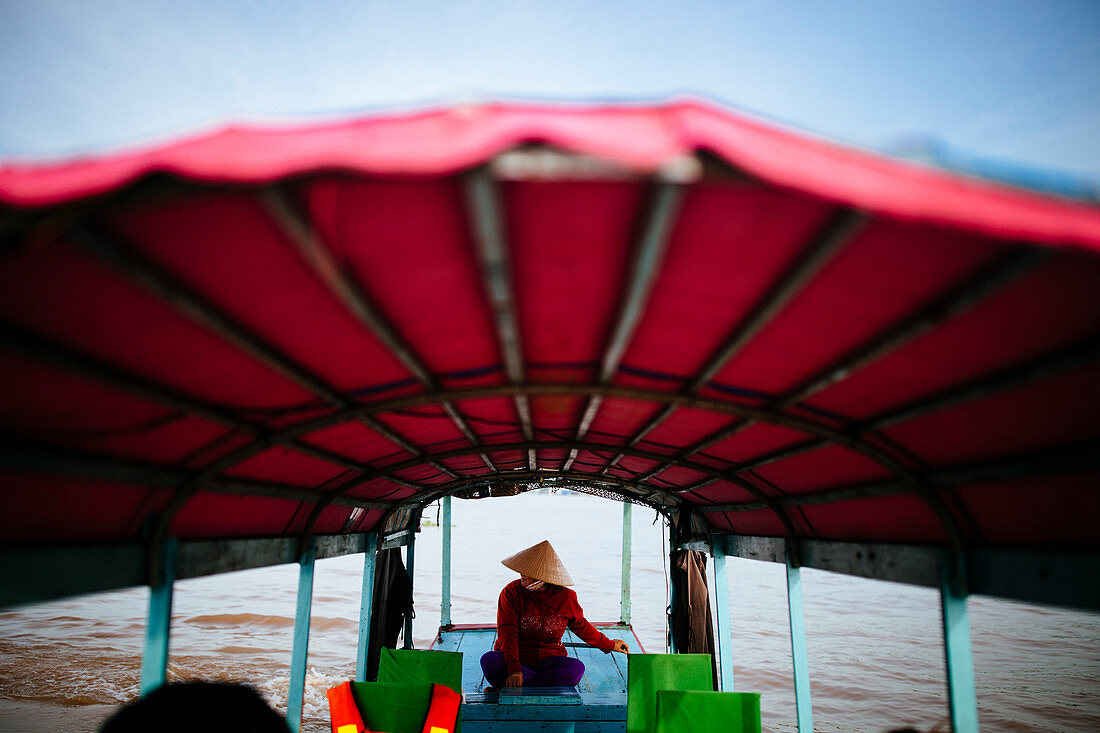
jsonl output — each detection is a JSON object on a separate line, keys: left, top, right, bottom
{"left": 0, "top": 98, "right": 1098, "bottom": 603}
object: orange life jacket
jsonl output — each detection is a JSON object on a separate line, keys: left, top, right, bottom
{"left": 327, "top": 680, "right": 461, "bottom": 733}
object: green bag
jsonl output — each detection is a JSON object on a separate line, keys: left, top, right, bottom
{"left": 626, "top": 654, "right": 714, "bottom": 733}
{"left": 376, "top": 648, "right": 464, "bottom": 694}
{"left": 375, "top": 649, "right": 463, "bottom": 733}
{"left": 654, "top": 690, "right": 762, "bottom": 733}
{"left": 349, "top": 682, "right": 435, "bottom": 733}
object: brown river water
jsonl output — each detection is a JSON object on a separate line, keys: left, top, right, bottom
{"left": 1, "top": 492, "right": 1097, "bottom": 732}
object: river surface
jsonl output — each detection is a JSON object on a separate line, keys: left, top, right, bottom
{"left": 1, "top": 492, "right": 1097, "bottom": 732}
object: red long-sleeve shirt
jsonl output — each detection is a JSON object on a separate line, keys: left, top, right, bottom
{"left": 493, "top": 579, "right": 615, "bottom": 675}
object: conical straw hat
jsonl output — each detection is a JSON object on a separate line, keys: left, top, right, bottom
{"left": 501, "top": 540, "right": 574, "bottom": 586}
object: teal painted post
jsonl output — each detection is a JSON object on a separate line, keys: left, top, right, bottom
{"left": 711, "top": 537, "right": 734, "bottom": 690}
{"left": 786, "top": 553, "right": 814, "bottom": 732}
{"left": 441, "top": 496, "right": 452, "bottom": 627}
{"left": 287, "top": 538, "right": 316, "bottom": 733}
{"left": 141, "top": 538, "right": 177, "bottom": 694}
{"left": 941, "top": 554, "right": 979, "bottom": 732}
{"left": 403, "top": 535, "right": 416, "bottom": 649}
{"left": 620, "top": 501, "right": 632, "bottom": 625}
{"left": 355, "top": 533, "right": 378, "bottom": 682}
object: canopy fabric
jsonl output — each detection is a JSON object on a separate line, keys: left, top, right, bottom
{"left": 1, "top": 100, "right": 1098, "bottom": 554}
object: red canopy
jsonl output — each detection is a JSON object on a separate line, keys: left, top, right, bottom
{"left": 1, "top": 100, "right": 1098, "bottom": 553}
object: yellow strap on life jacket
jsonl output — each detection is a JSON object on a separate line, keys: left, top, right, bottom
{"left": 327, "top": 681, "right": 371, "bottom": 733}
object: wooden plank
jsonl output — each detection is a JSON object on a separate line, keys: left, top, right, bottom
{"left": 181, "top": 535, "right": 370, "bottom": 580}
{"left": 0, "top": 543, "right": 144, "bottom": 609}
{"left": 434, "top": 626, "right": 494, "bottom": 693}
{"left": 717, "top": 534, "right": 1100, "bottom": 611}
{"left": 562, "top": 630, "right": 627, "bottom": 697}
{"left": 461, "top": 704, "right": 626, "bottom": 721}
{"left": 0, "top": 534, "right": 375, "bottom": 609}
{"left": 499, "top": 687, "right": 581, "bottom": 705}
{"left": 461, "top": 719, "right": 624, "bottom": 733}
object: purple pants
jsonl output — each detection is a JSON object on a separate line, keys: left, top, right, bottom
{"left": 480, "top": 651, "right": 585, "bottom": 688}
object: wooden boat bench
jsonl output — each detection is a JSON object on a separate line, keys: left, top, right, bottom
{"left": 433, "top": 623, "right": 637, "bottom": 732}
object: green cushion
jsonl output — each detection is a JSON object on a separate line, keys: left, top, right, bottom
{"left": 349, "top": 682, "right": 434, "bottom": 733}
{"left": 626, "top": 654, "right": 714, "bottom": 733}
{"left": 376, "top": 648, "right": 464, "bottom": 694}
{"left": 654, "top": 690, "right": 762, "bottom": 733}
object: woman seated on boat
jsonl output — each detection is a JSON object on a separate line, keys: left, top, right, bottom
{"left": 480, "top": 540, "right": 629, "bottom": 688}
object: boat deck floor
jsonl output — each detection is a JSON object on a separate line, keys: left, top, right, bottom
{"left": 432, "top": 623, "right": 642, "bottom": 732}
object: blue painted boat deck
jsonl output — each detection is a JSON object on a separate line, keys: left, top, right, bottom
{"left": 432, "top": 623, "right": 641, "bottom": 732}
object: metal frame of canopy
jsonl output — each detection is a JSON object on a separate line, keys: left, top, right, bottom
{"left": 3, "top": 101, "right": 1100, "bottom": 732}
{"left": 1, "top": 501, "right": 1098, "bottom": 730}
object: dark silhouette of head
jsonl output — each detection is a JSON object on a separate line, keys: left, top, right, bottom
{"left": 98, "top": 681, "right": 291, "bottom": 733}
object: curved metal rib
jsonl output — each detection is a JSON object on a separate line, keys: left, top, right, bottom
{"left": 732, "top": 334, "right": 1100, "bottom": 477}
{"left": 178, "top": 381, "right": 938, "bottom": 552}
{"left": 0, "top": 439, "right": 391, "bottom": 510}
{"left": 296, "top": 437, "right": 805, "bottom": 539}
{"left": 0, "top": 321, "right": 415, "bottom": 478}
{"left": 464, "top": 169, "right": 530, "bottom": 469}
{"left": 69, "top": 220, "right": 442, "bottom": 578}
{"left": 134, "top": 381, "right": 926, "bottom": 502}
{"left": 564, "top": 181, "right": 684, "bottom": 470}
{"left": 638, "top": 246, "right": 1047, "bottom": 482}
{"left": 599, "top": 207, "right": 867, "bottom": 474}
{"left": 262, "top": 186, "right": 474, "bottom": 477}
{"left": 700, "top": 442, "right": 1100, "bottom": 513}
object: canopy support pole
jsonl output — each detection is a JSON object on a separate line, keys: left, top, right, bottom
{"left": 712, "top": 537, "right": 734, "bottom": 690}
{"left": 786, "top": 546, "right": 813, "bottom": 732}
{"left": 403, "top": 535, "right": 416, "bottom": 649}
{"left": 620, "top": 501, "right": 632, "bottom": 625}
{"left": 355, "top": 532, "right": 379, "bottom": 682}
{"left": 141, "top": 537, "right": 177, "bottom": 694}
{"left": 287, "top": 538, "right": 316, "bottom": 733}
{"left": 941, "top": 552, "right": 979, "bottom": 732}
{"left": 667, "top": 521, "right": 678, "bottom": 653}
{"left": 441, "top": 496, "right": 453, "bottom": 628}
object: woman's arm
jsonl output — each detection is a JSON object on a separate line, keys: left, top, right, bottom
{"left": 564, "top": 592, "right": 623, "bottom": 654}
{"left": 496, "top": 585, "right": 524, "bottom": 676}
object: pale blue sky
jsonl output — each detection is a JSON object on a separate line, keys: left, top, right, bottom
{"left": 2, "top": 1, "right": 1099, "bottom": 185}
